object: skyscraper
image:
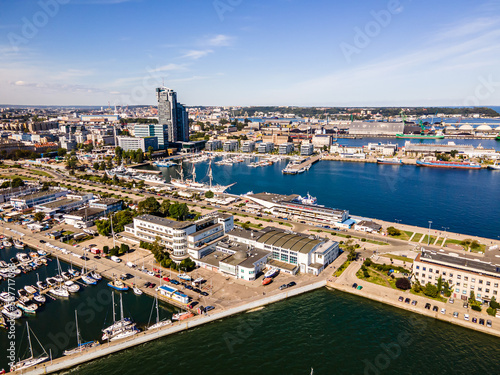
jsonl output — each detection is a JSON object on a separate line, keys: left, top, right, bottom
{"left": 156, "top": 87, "right": 189, "bottom": 144}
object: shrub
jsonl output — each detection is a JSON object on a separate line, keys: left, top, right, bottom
{"left": 396, "top": 278, "right": 412, "bottom": 290}
{"left": 486, "top": 307, "right": 497, "bottom": 316}
{"left": 423, "top": 283, "right": 439, "bottom": 298}
{"left": 361, "top": 238, "right": 367, "bottom": 242}
{"left": 471, "top": 304, "right": 482, "bottom": 312}
{"left": 387, "top": 226, "right": 401, "bottom": 236}
{"left": 103, "top": 245, "right": 109, "bottom": 254}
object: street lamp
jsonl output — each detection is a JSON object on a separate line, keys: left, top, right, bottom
{"left": 428, "top": 221, "right": 432, "bottom": 245}
{"left": 442, "top": 227, "right": 449, "bottom": 238}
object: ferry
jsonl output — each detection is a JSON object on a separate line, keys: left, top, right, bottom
{"left": 416, "top": 160, "right": 481, "bottom": 169}
{"left": 377, "top": 157, "right": 403, "bottom": 165}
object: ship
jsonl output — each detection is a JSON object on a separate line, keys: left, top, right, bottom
{"left": 154, "top": 160, "right": 177, "bottom": 168}
{"left": 416, "top": 160, "right": 481, "bottom": 169}
{"left": 294, "top": 193, "right": 318, "bottom": 205}
{"left": 487, "top": 161, "right": 500, "bottom": 170}
{"left": 170, "top": 160, "right": 236, "bottom": 193}
{"left": 396, "top": 117, "right": 445, "bottom": 139}
{"left": 377, "top": 157, "right": 403, "bottom": 165}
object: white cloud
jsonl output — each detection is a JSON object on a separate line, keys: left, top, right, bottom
{"left": 149, "top": 63, "right": 187, "bottom": 72}
{"left": 181, "top": 50, "right": 213, "bottom": 60}
{"left": 207, "top": 34, "right": 234, "bottom": 47}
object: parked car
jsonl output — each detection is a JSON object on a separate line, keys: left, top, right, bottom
{"left": 448, "top": 298, "right": 454, "bottom": 304}
{"left": 187, "top": 302, "right": 198, "bottom": 309}
{"left": 453, "top": 312, "right": 459, "bottom": 318}
{"left": 432, "top": 306, "right": 438, "bottom": 312}
{"left": 464, "top": 314, "right": 470, "bottom": 321}
{"left": 472, "top": 317, "right": 477, "bottom": 323}
{"left": 170, "top": 280, "right": 180, "bottom": 285}
{"left": 287, "top": 282, "right": 296, "bottom": 288}
{"left": 163, "top": 277, "right": 170, "bottom": 282}
{"left": 149, "top": 283, "right": 156, "bottom": 288}
{"left": 279, "top": 284, "right": 288, "bottom": 290}
{"left": 398, "top": 296, "right": 404, "bottom": 302}
{"left": 404, "top": 298, "right": 410, "bottom": 304}
{"left": 144, "top": 282, "right": 151, "bottom": 288}
{"left": 440, "top": 308, "right": 446, "bottom": 314}
{"left": 425, "top": 303, "right": 431, "bottom": 310}
{"left": 205, "top": 306, "right": 215, "bottom": 312}
{"left": 200, "top": 291, "right": 209, "bottom": 296}
{"left": 411, "top": 300, "right": 417, "bottom": 306}
{"left": 352, "top": 283, "right": 358, "bottom": 289}
{"left": 486, "top": 320, "right": 492, "bottom": 327}
{"left": 479, "top": 318, "right": 485, "bottom": 325}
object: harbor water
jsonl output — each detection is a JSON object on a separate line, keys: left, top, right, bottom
{"left": 59, "top": 288, "right": 500, "bottom": 375}
{"left": 0, "top": 245, "right": 179, "bottom": 371}
{"left": 152, "top": 148, "right": 500, "bottom": 239}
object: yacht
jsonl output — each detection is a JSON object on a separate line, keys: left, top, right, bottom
{"left": 33, "top": 293, "right": 46, "bottom": 304}
{"left": 63, "top": 311, "right": 100, "bottom": 356}
{"left": 13, "top": 240, "right": 25, "bottom": 249}
{"left": 108, "top": 279, "right": 129, "bottom": 291}
{"left": 0, "top": 291, "right": 15, "bottom": 303}
{"left": 153, "top": 160, "right": 177, "bottom": 168}
{"left": 10, "top": 323, "right": 49, "bottom": 372}
{"left": 16, "top": 253, "right": 30, "bottom": 263}
{"left": 68, "top": 268, "right": 80, "bottom": 277}
{"left": 133, "top": 285, "right": 143, "bottom": 295}
{"left": 36, "top": 280, "right": 48, "bottom": 290}
{"left": 102, "top": 294, "right": 137, "bottom": 341}
{"left": 90, "top": 271, "right": 102, "bottom": 281}
{"left": 49, "top": 287, "right": 70, "bottom": 298}
{"left": 488, "top": 161, "right": 500, "bottom": 170}
{"left": 147, "top": 295, "right": 171, "bottom": 330}
{"left": 16, "top": 301, "right": 38, "bottom": 315}
{"left": 81, "top": 274, "right": 97, "bottom": 285}
{"left": 24, "top": 285, "right": 37, "bottom": 294}
{"left": 3, "top": 240, "right": 12, "bottom": 247}
{"left": 2, "top": 304, "right": 22, "bottom": 319}
{"left": 46, "top": 277, "right": 58, "bottom": 286}
{"left": 64, "top": 280, "right": 80, "bottom": 293}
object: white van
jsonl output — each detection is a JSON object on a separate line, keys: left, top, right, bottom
{"left": 111, "top": 256, "right": 121, "bottom": 263}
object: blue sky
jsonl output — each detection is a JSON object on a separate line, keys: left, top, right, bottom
{"left": 1, "top": 0, "right": 500, "bottom": 106}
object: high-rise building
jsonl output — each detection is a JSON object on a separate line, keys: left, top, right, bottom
{"left": 156, "top": 87, "right": 189, "bottom": 144}
{"left": 134, "top": 124, "right": 168, "bottom": 149}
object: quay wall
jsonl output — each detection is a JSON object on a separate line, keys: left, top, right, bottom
{"left": 16, "top": 280, "right": 327, "bottom": 374}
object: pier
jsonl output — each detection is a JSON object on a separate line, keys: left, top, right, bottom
{"left": 283, "top": 154, "right": 321, "bottom": 174}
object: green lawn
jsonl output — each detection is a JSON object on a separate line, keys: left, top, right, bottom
{"left": 333, "top": 260, "right": 351, "bottom": 277}
{"left": 29, "top": 170, "right": 53, "bottom": 178}
{"left": 444, "top": 238, "right": 486, "bottom": 253}
{"left": 388, "top": 230, "right": 413, "bottom": 241}
{"left": 380, "top": 254, "right": 414, "bottom": 263}
{"left": 356, "top": 267, "right": 397, "bottom": 289}
{"left": 421, "top": 235, "right": 437, "bottom": 245}
{"left": 0, "top": 174, "right": 36, "bottom": 180}
{"left": 411, "top": 233, "right": 423, "bottom": 242}
{"left": 366, "top": 239, "right": 389, "bottom": 246}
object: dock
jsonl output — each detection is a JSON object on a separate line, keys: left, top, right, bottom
{"left": 283, "top": 155, "right": 321, "bottom": 174}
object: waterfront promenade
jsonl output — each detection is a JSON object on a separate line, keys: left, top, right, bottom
{"left": 327, "top": 261, "right": 500, "bottom": 339}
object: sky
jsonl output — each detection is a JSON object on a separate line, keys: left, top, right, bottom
{"left": 1, "top": 0, "right": 500, "bottom": 107}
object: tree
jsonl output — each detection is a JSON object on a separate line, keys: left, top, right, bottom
{"left": 93, "top": 162, "right": 100, "bottom": 171}
{"left": 1, "top": 177, "right": 25, "bottom": 189}
{"left": 57, "top": 148, "right": 67, "bottom": 157}
{"left": 135, "top": 149, "right": 144, "bottom": 163}
{"left": 169, "top": 202, "right": 189, "bottom": 221}
{"left": 436, "top": 276, "right": 443, "bottom": 294}
{"left": 423, "top": 283, "right": 438, "bottom": 298}
{"left": 450, "top": 150, "right": 458, "bottom": 158}
{"left": 95, "top": 219, "right": 111, "bottom": 236}
{"left": 159, "top": 200, "right": 171, "bottom": 216}
{"left": 115, "top": 146, "right": 123, "bottom": 159}
{"left": 179, "top": 257, "right": 196, "bottom": 272}
{"left": 106, "top": 158, "right": 113, "bottom": 169}
{"left": 66, "top": 156, "right": 78, "bottom": 170}
{"left": 34, "top": 212, "right": 45, "bottom": 222}
{"left": 396, "top": 277, "right": 411, "bottom": 290}
{"left": 148, "top": 146, "right": 154, "bottom": 156}
{"left": 490, "top": 296, "right": 500, "bottom": 309}
{"left": 99, "top": 161, "right": 106, "bottom": 171}
{"left": 204, "top": 190, "right": 214, "bottom": 199}
{"left": 387, "top": 226, "right": 401, "bottom": 236}
{"left": 138, "top": 197, "right": 160, "bottom": 215}
{"left": 103, "top": 245, "right": 109, "bottom": 255}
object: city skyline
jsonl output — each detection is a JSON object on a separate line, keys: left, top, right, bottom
{"left": 1, "top": 0, "right": 500, "bottom": 107}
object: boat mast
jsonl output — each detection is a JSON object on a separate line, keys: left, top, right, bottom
{"left": 26, "top": 322, "right": 33, "bottom": 359}
{"left": 156, "top": 296, "right": 159, "bottom": 325}
{"left": 120, "top": 294, "right": 124, "bottom": 321}
{"left": 208, "top": 160, "right": 213, "bottom": 189}
{"left": 75, "top": 310, "right": 81, "bottom": 349}
{"left": 192, "top": 165, "right": 196, "bottom": 182}
{"left": 179, "top": 163, "right": 184, "bottom": 182}
{"left": 111, "top": 292, "right": 116, "bottom": 324}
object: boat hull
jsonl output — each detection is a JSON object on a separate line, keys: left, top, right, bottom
{"left": 107, "top": 282, "right": 129, "bottom": 291}
{"left": 416, "top": 160, "right": 481, "bottom": 169}
{"left": 396, "top": 134, "right": 444, "bottom": 139}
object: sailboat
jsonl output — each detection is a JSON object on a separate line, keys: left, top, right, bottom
{"left": 81, "top": 256, "right": 97, "bottom": 285}
{"left": 10, "top": 322, "right": 49, "bottom": 372}
{"left": 147, "top": 295, "right": 171, "bottom": 330}
{"left": 170, "top": 160, "right": 236, "bottom": 193}
{"left": 63, "top": 311, "right": 99, "bottom": 355}
{"left": 102, "top": 293, "right": 139, "bottom": 341}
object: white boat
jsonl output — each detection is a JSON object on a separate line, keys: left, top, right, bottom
{"left": 109, "top": 326, "right": 140, "bottom": 341}
{"left": 49, "top": 287, "right": 70, "bottom": 298}
{"left": 133, "top": 286, "right": 143, "bottom": 295}
{"left": 36, "top": 280, "right": 48, "bottom": 290}
{"left": 10, "top": 322, "right": 49, "bottom": 372}
{"left": 90, "top": 271, "right": 102, "bottom": 281}
{"left": 37, "top": 249, "right": 47, "bottom": 256}
{"left": 178, "top": 273, "right": 191, "bottom": 281}
{"left": 64, "top": 280, "right": 80, "bottom": 293}
{"left": 16, "top": 301, "right": 38, "bottom": 314}
{"left": 14, "top": 240, "right": 25, "bottom": 249}
{"left": 3, "top": 240, "right": 12, "bottom": 247}
{"left": 63, "top": 311, "right": 100, "bottom": 356}
{"left": 488, "top": 161, "right": 500, "bottom": 170}
{"left": 24, "top": 285, "right": 37, "bottom": 294}
{"left": 81, "top": 274, "right": 97, "bottom": 285}
{"left": 68, "top": 268, "right": 80, "bottom": 277}
{"left": 46, "top": 277, "right": 58, "bottom": 286}
{"left": 0, "top": 291, "right": 15, "bottom": 303}
{"left": 147, "top": 295, "right": 171, "bottom": 330}
{"left": 154, "top": 160, "right": 177, "bottom": 168}
{"left": 16, "top": 252, "right": 30, "bottom": 263}
{"left": 2, "top": 304, "right": 22, "bottom": 319}
{"left": 294, "top": 193, "right": 318, "bottom": 205}
{"left": 33, "top": 294, "right": 46, "bottom": 304}
{"left": 53, "top": 275, "right": 64, "bottom": 283}
{"left": 102, "top": 293, "right": 136, "bottom": 341}
{"left": 264, "top": 267, "right": 279, "bottom": 279}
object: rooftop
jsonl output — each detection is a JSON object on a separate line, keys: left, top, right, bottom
{"left": 37, "top": 198, "right": 80, "bottom": 209}
{"left": 135, "top": 214, "right": 193, "bottom": 229}
{"left": 256, "top": 229, "right": 321, "bottom": 254}
{"left": 65, "top": 207, "right": 104, "bottom": 218}
{"left": 248, "top": 192, "right": 299, "bottom": 204}
{"left": 13, "top": 189, "right": 66, "bottom": 201}
{"left": 91, "top": 198, "right": 122, "bottom": 205}
{"left": 418, "top": 249, "right": 500, "bottom": 277}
